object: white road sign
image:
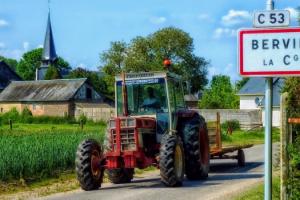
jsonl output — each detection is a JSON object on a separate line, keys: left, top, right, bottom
{"left": 238, "top": 27, "right": 300, "bottom": 76}
{"left": 253, "top": 10, "right": 290, "bottom": 28}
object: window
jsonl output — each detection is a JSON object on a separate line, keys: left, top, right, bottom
{"left": 86, "top": 88, "right": 92, "bottom": 99}
{"left": 116, "top": 78, "right": 168, "bottom": 116}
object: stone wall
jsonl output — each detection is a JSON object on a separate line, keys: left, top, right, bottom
{"left": 75, "top": 102, "right": 114, "bottom": 122}
{"left": 195, "top": 109, "right": 262, "bottom": 130}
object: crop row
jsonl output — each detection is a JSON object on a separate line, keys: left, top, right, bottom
{"left": 0, "top": 127, "right": 105, "bottom": 181}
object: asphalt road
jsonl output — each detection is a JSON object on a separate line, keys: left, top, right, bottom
{"left": 41, "top": 144, "right": 279, "bottom": 200}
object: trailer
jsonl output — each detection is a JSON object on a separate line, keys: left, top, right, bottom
{"left": 207, "top": 112, "right": 253, "bottom": 167}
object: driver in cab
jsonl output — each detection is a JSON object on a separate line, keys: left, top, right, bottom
{"left": 141, "top": 87, "right": 161, "bottom": 111}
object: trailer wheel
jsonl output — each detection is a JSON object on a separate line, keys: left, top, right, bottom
{"left": 75, "top": 139, "right": 104, "bottom": 191}
{"left": 159, "top": 134, "right": 185, "bottom": 187}
{"left": 237, "top": 149, "right": 245, "bottom": 167}
{"left": 107, "top": 168, "right": 134, "bottom": 184}
{"left": 182, "top": 114, "right": 210, "bottom": 180}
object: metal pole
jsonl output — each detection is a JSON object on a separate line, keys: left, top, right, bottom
{"left": 265, "top": 2, "right": 274, "bottom": 200}
{"left": 265, "top": 78, "right": 273, "bottom": 200}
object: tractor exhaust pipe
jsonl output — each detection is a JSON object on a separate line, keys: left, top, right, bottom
{"left": 121, "top": 72, "right": 129, "bottom": 116}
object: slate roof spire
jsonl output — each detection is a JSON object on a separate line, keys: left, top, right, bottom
{"left": 42, "top": 12, "right": 57, "bottom": 64}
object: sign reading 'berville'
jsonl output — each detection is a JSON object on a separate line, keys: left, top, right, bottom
{"left": 238, "top": 27, "right": 300, "bottom": 76}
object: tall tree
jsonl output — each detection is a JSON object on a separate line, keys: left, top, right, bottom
{"left": 16, "top": 48, "right": 70, "bottom": 80}
{"left": 0, "top": 56, "right": 18, "bottom": 71}
{"left": 100, "top": 27, "right": 209, "bottom": 97}
{"left": 199, "top": 75, "right": 239, "bottom": 109}
{"left": 68, "top": 67, "right": 108, "bottom": 97}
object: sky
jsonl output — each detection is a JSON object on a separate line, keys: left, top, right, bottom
{"left": 0, "top": 0, "right": 299, "bottom": 82}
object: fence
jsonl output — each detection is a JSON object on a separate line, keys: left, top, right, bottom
{"left": 195, "top": 109, "right": 262, "bottom": 130}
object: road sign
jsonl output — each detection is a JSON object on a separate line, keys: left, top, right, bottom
{"left": 238, "top": 27, "right": 300, "bottom": 76}
{"left": 253, "top": 10, "right": 290, "bottom": 28}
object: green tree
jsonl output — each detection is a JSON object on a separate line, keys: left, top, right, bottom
{"left": 16, "top": 48, "right": 70, "bottom": 80}
{"left": 100, "top": 27, "right": 209, "bottom": 97}
{"left": 67, "top": 67, "right": 108, "bottom": 97}
{"left": 0, "top": 56, "right": 18, "bottom": 70}
{"left": 44, "top": 65, "right": 62, "bottom": 80}
{"left": 199, "top": 75, "right": 239, "bottom": 109}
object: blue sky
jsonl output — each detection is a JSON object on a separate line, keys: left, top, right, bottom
{"left": 0, "top": 0, "right": 299, "bottom": 82}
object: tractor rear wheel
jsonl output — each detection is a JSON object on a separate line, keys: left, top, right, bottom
{"left": 159, "top": 134, "right": 185, "bottom": 187}
{"left": 107, "top": 168, "right": 134, "bottom": 184}
{"left": 75, "top": 139, "right": 104, "bottom": 191}
{"left": 182, "top": 115, "right": 210, "bottom": 180}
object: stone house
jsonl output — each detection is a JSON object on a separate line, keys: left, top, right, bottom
{"left": 0, "top": 78, "right": 113, "bottom": 120}
{"left": 237, "top": 77, "right": 284, "bottom": 127}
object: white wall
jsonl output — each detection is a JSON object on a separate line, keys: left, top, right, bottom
{"left": 262, "top": 108, "right": 280, "bottom": 127}
{"left": 239, "top": 95, "right": 264, "bottom": 109}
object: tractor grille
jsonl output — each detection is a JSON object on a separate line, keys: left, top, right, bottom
{"left": 111, "top": 129, "right": 136, "bottom": 151}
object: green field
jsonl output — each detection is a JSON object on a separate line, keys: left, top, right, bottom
{"left": 222, "top": 128, "right": 280, "bottom": 146}
{"left": 0, "top": 123, "right": 106, "bottom": 182}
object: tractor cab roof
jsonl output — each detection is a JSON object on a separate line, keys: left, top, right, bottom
{"left": 115, "top": 71, "right": 181, "bottom": 82}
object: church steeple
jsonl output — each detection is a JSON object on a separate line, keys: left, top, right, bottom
{"left": 36, "top": 10, "right": 58, "bottom": 80}
{"left": 42, "top": 12, "right": 57, "bottom": 64}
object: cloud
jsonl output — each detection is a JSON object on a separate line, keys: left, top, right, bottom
{"left": 23, "top": 42, "right": 29, "bottom": 51}
{"left": 213, "top": 28, "right": 236, "bottom": 39}
{"left": 221, "top": 10, "right": 251, "bottom": 26}
{"left": 149, "top": 16, "right": 167, "bottom": 24}
{"left": 0, "top": 42, "right": 5, "bottom": 49}
{"left": 37, "top": 44, "right": 43, "bottom": 48}
{"left": 0, "top": 19, "right": 9, "bottom": 27}
{"left": 285, "top": 7, "right": 299, "bottom": 19}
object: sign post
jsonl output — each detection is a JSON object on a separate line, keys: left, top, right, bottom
{"left": 238, "top": 0, "right": 296, "bottom": 199}
{"left": 265, "top": 2, "right": 274, "bottom": 200}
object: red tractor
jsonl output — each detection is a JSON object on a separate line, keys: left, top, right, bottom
{"left": 75, "top": 69, "right": 210, "bottom": 190}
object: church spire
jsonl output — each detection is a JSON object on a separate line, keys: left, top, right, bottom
{"left": 42, "top": 12, "right": 57, "bottom": 64}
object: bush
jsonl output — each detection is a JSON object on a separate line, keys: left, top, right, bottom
{"left": 221, "top": 120, "right": 240, "bottom": 133}
{"left": 78, "top": 114, "right": 87, "bottom": 125}
{"left": 2, "top": 107, "right": 20, "bottom": 123}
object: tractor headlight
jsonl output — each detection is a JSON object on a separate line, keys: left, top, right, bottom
{"left": 127, "top": 118, "right": 136, "bottom": 127}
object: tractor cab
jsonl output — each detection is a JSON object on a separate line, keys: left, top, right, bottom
{"left": 115, "top": 71, "right": 186, "bottom": 136}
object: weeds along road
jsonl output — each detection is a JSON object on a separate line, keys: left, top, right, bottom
{"left": 41, "top": 144, "right": 279, "bottom": 200}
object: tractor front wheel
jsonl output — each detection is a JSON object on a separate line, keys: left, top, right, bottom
{"left": 159, "top": 134, "right": 185, "bottom": 187}
{"left": 75, "top": 139, "right": 104, "bottom": 191}
{"left": 107, "top": 168, "right": 134, "bottom": 184}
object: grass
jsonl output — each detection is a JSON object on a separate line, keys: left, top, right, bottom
{"left": 221, "top": 127, "right": 280, "bottom": 146}
{"left": 0, "top": 123, "right": 106, "bottom": 182}
{"left": 233, "top": 176, "right": 280, "bottom": 200}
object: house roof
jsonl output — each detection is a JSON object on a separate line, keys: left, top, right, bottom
{"left": 238, "top": 77, "right": 265, "bottom": 95}
{"left": 261, "top": 78, "right": 285, "bottom": 107}
{"left": 238, "top": 77, "right": 285, "bottom": 107}
{"left": 0, "top": 78, "right": 87, "bottom": 102}
{"left": 0, "top": 61, "right": 22, "bottom": 90}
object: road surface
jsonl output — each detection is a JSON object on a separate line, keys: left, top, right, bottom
{"left": 41, "top": 144, "right": 279, "bottom": 200}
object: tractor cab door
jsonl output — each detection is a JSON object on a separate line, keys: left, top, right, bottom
{"left": 166, "top": 77, "right": 186, "bottom": 133}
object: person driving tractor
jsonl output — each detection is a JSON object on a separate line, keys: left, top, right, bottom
{"left": 141, "top": 87, "right": 160, "bottom": 111}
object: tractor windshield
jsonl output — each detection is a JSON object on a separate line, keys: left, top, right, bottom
{"left": 116, "top": 78, "right": 168, "bottom": 116}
